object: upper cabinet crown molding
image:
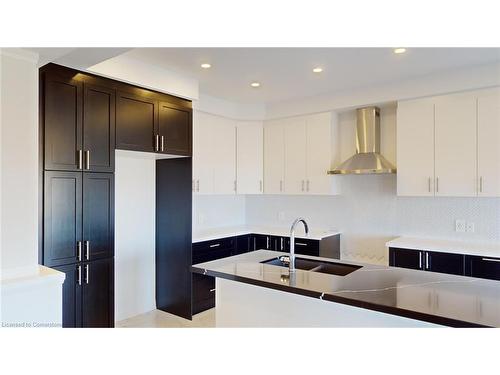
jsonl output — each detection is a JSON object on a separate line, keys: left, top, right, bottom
{"left": 397, "top": 87, "right": 500, "bottom": 197}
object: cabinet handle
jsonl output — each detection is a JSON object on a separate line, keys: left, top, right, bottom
{"left": 209, "top": 243, "right": 220, "bottom": 248}
{"left": 78, "top": 150, "right": 83, "bottom": 170}
{"left": 161, "top": 135, "right": 165, "bottom": 152}
{"left": 436, "top": 177, "right": 439, "bottom": 193}
{"left": 266, "top": 236, "right": 270, "bottom": 249}
{"left": 428, "top": 177, "right": 431, "bottom": 193}
{"left": 280, "top": 238, "right": 284, "bottom": 251}
{"left": 301, "top": 180, "right": 305, "bottom": 192}
{"left": 295, "top": 242, "right": 308, "bottom": 246}
{"left": 280, "top": 180, "right": 283, "bottom": 192}
{"left": 85, "top": 150, "right": 90, "bottom": 170}
{"left": 306, "top": 180, "right": 310, "bottom": 192}
{"left": 84, "top": 241, "right": 90, "bottom": 260}
{"left": 259, "top": 180, "right": 263, "bottom": 192}
{"left": 481, "top": 257, "right": 500, "bottom": 263}
{"left": 234, "top": 180, "right": 237, "bottom": 192}
{"left": 196, "top": 180, "right": 200, "bottom": 192}
{"left": 77, "top": 241, "right": 82, "bottom": 262}
{"left": 209, "top": 288, "right": 216, "bottom": 292}
{"left": 425, "top": 252, "right": 430, "bottom": 270}
{"left": 77, "top": 265, "right": 82, "bottom": 286}
{"left": 419, "top": 252, "right": 422, "bottom": 269}
{"left": 154, "top": 134, "right": 160, "bottom": 152}
{"left": 85, "top": 264, "right": 89, "bottom": 284}
{"left": 479, "top": 176, "right": 483, "bottom": 193}
{"left": 253, "top": 237, "right": 257, "bottom": 250}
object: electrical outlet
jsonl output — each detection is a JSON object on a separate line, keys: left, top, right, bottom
{"left": 466, "top": 222, "right": 475, "bottom": 233}
{"left": 455, "top": 220, "right": 466, "bottom": 233}
{"left": 278, "top": 212, "right": 286, "bottom": 221}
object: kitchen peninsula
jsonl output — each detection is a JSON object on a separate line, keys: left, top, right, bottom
{"left": 192, "top": 250, "right": 500, "bottom": 327}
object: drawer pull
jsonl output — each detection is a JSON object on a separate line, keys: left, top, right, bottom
{"left": 209, "top": 288, "right": 216, "bottom": 292}
{"left": 209, "top": 243, "right": 220, "bottom": 248}
{"left": 481, "top": 258, "right": 500, "bottom": 263}
{"left": 295, "top": 242, "right": 307, "bottom": 246}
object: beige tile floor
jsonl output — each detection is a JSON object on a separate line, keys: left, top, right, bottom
{"left": 116, "top": 308, "right": 216, "bottom": 328}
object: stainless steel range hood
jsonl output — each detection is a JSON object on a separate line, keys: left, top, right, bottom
{"left": 328, "top": 106, "right": 396, "bottom": 175}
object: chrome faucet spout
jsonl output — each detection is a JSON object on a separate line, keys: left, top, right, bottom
{"left": 289, "top": 217, "right": 309, "bottom": 273}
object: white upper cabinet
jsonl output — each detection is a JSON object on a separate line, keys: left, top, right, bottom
{"left": 264, "top": 112, "right": 339, "bottom": 196}
{"left": 306, "top": 113, "right": 335, "bottom": 194}
{"left": 284, "top": 118, "right": 307, "bottom": 194}
{"left": 193, "top": 111, "right": 236, "bottom": 195}
{"left": 193, "top": 111, "right": 215, "bottom": 194}
{"left": 397, "top": 99, "right": 435, "bottom": 196}
{"left": 212, "top": 116, "right": 236, "bottom": 194}
{"left": 264, "top": 120, "right": 285, "bottom": 194}
{"left": 434, "top": 92, "right": 477, "bottom": 197}
{"left": 397, "top": 87, "right": 500, "bottom": 197}
{"left": 236, "top": 121, "right": 263, "bottom": 194}
{"left": 477, "top": 88, "right": 500, "bottom": 197}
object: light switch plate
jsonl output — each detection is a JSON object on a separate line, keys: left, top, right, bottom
{"left": 455, "top": 219, "right": 466, "bottom": 233}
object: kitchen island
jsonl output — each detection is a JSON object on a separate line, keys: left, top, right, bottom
{"left": 192, "top": 250, "right": 500, "bottom": 327}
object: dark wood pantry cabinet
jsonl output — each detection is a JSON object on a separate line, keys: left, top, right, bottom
{"left": 40, "top": 63, "right": 193, "bottom": 327}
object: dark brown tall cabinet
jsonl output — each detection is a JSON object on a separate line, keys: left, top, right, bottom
{"left": 41, "top": 63, "right": 193, "bottom": 327}
{"left": 41, "top": 66, "right": 115, "bottom": 328}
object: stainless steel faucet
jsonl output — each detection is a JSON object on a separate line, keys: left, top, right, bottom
{"left": 289, "top": 217, "right": 309, "bottom": 273}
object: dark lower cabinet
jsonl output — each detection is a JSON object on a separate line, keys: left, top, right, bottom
{"left": 389, "top": 247, "right": 423, "bottom": 270}
{"left": 427, "top": 251, "right": 464, "bottom": 276}
{"left": 54, "top": 263, "right": 82, "bottom": 328}
{"left": 466, "top": 256, "right": 500, "bottom": 281}
{"left": 82, "top": 258, "right": 114, "bottom": 328}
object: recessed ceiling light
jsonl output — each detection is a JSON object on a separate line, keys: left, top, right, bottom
{"left": 393, "top": 48, "right": 407, "bottom": 54}
{"left": 200, "top": 63, "right": 211, "bottom": 69}
{"left": 250, "top": 82, "right": 261, "bottom": 88}
{"left": 313, "top": 67, "right": 323, "bottom": 73}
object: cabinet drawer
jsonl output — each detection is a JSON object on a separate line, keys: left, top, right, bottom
{"left": 292, "top": 238, "right": 319, "bottom": 257}
{"left": 192, "top": 273, "right": 215, "bottom": 302}
{"left": 466, "top": 256, "right": 500, "bottom": 281}
{"left": 193, "top": 237, "right": 235, "bottom": 253}
{"left": 389, "top": 247, "right": 423, "bottom": 270}
{"left": 427, "top": 251, "right": 464, "bottom": 276}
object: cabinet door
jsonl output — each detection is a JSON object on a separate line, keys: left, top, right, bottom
{"left": 293, "top": 239, "right": 320, "bottom": 257}
{"left": 306, "top": 113, "right": 332, "bottom": 195}
{"left": 234, "top": 235, "right": 251, "bottom": 255}
{"left": 284, "top": 118, "right": 307, "bottom": 194}
{"left": 389, "top": 248, "right": 423, "bottom": 270}
{"left": 264, "top": 121, "right": 285, "bottom": 194}
{"left": 236, "top": 121, "right": 263, "bottom": 194}
{"left": 434, "top": 92, "right": 477, "bottom": 197}
{"left": 192, "top": 111, "right": 214, "bottom": 194}
{"left": 426, "top": 251, "right": 464, "bottom": 276}
{"left": 44, "top": 73, "right": 83, "bottom": 171}
{"left": 396, "top": 99, "right": 435, "bottom": 196}
{"left": 116, "top": 91, "right": 157, "bottom": 152}
{"left": 83, "top": 173, "right": 114, "bottom": 261}
{"left": 43, "top": 171, "right": 82, "bottom": 266}
{"left": 158, "top": 101, "right": 192, "bottom": 156}
{"left": 53, "top": 263, "right": 82, "bottom": 328}
{"left": 82, "top": 258, "right": 114, "bottom": 328}
{"left": 466, "top": 256, "right": 500, "bottom": 281}
{"left": 83, "top": 84, "right": 115, "bottom": 172}
{"left": 212, "top": 117, "right": 236, "bottom": 194}
{"left": 477, "top": 88, "right": 500, "bottom": 197}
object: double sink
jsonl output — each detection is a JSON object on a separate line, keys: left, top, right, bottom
{"left": 261, "top": 256, "right": 361, "bottom": 276}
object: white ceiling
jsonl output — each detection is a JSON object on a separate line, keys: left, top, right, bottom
{"left": 123, "top": 48, "right": 500, "bottom": 104}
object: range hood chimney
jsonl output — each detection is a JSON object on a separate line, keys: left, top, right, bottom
{"left": 328, "top": 106, "right": 396, "bottom": 175}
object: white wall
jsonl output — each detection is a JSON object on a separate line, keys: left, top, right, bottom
{"left": 114, "top": 151, "right": 156, "bottom": 322}
{"left": 193, "top": 195, "right": 246, "bottom": 232}
{"left": 0, "top": 49, "right": 39, "bottom": 275}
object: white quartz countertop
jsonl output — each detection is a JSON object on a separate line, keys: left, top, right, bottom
{"left": 193, "top": 226, "right": 341, "bottom": 243}
{"left": 386, "top": 237, "right": 500, "bottom": 258}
